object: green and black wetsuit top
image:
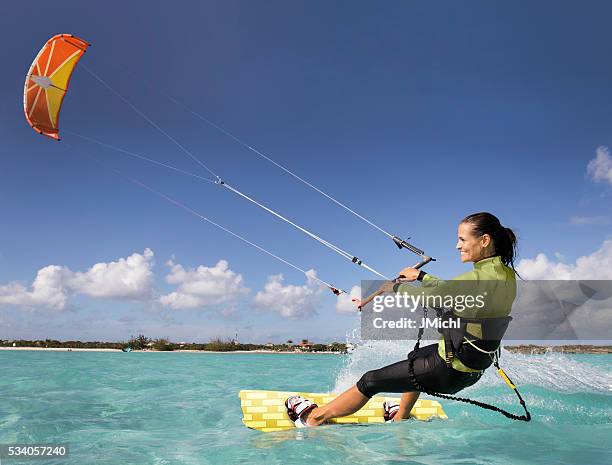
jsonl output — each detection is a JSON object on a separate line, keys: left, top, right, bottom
{"left": 397, "top": 256, "right": 517, "bottom": 372}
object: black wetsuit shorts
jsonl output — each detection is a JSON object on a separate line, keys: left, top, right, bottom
{"left": 356, "top": 343, "right": 482, "bottom": 398}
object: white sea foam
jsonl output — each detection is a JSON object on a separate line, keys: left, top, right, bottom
{"left": 334, "top": 328, "right": 612, "bottom": 394}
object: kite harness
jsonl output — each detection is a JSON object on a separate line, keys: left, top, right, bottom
{"left": 408, "top": 307, "right": 531, "bottom": 422}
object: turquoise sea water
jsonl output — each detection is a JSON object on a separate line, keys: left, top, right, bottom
{"left": 0, "top": 346, "right": 611, "bottom": 465}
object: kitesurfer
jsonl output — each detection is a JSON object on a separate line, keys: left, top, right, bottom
{"left": 286, "top": 212, "right": 519, "bottom": 426}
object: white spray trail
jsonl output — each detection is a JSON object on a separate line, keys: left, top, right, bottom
{"left": 335, "top": 331, "right": 612, "bottom": 394}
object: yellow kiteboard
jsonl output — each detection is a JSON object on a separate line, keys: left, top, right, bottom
{"left": 239, "top": 390, "right": 447, "bottom": 432}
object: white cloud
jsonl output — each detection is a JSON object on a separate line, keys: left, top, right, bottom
{"left": 517, "top": 240, "right": 612, "bottom": 279}
{"left": 252, "top": 270, "right": 323, "bottom": 319}
{"left": 67, "top": 249, "right": 155, "bottom": 299}
{"left": 0, "top": 250, "right": 155, "bottom": 310}
{"left": 513, "top": 242, "right": 612, "bottom": 340}
{"left": 335, "top": 285, "right": 362, "bottom": 314}
{"left": 587, "top": 146, "right": 612, "bottom": 185}
{"left": 159, "top": 259, "right": 248, "bottom": 309}
{"left": 0, "top": 265, "right": 68, "bottom": 310}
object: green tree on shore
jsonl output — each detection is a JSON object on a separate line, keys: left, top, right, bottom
{"left": 128, "top": 334, "right": 150, "bottom": 350}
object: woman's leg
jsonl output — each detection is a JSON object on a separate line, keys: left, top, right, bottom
{"left": 302, "top": 386, "right": 369, "bottom": 426}
{"left": 394, "top": 391, "right": 420, "bottom": 421}
{"left": 302, "top": 352, "right": 433, "bottom": 426}
{"left": 297, "top": 345, "right": 448, "bottom": 426}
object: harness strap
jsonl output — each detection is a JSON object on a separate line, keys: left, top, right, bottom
{"left": 413, "top": 308, "right": 428, "bottom": 351}
{"left": 443, "top": 330, "right": 454, "bottom": 367}
{"left": 463, "top": 337, "right": 500, "bottom": 354}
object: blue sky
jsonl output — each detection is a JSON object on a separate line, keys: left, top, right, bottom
{"left": 1, "top": 1, "right": 611, "bottom": 343}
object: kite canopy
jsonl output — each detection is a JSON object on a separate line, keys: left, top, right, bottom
{"left": 23, "top": 34, "right": 89, "bottom": 140}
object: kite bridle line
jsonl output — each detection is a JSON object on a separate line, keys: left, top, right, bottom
{"left": 120, "top": 64, "right": 436, "bottom": 270}
{"left": 74, "top": 64, "right": 435, "bottom": 292}
{"left": 67, "top": 129, "right": 389, "bottom": 282}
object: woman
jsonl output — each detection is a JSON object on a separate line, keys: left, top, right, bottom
{"left": 286, "top": 212, "right": 519, "bottom": 427}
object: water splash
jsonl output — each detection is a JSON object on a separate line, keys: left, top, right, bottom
{"left": 336, "top": 328, "right": 612, "bottom": 394}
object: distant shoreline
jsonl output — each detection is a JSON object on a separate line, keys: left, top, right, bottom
{"left": 504, "top": 344, "right": 612, "bottom": 355}
{"left": 0, "top": 347, "right": 342, "bottom": 354}
{"left": 1, "top": 345, "right": 610, "bottom": 354}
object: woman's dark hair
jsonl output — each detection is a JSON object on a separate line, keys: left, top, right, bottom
{"left": 461, "top": 212, "right": 519, "bottom": 274}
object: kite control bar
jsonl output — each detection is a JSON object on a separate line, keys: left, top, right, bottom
{"left": 354, "top": 237, "right": 435, "bottom": 310}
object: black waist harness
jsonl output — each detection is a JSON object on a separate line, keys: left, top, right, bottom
{"left": 407, "top": 307, "right": 530, "bottom": 422}
{"left": 439, "top": 312, "right": 512, "bottom": 371}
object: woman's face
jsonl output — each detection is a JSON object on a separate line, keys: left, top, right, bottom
{"left": 456, "top": 222, "right": 492, "bottom": 263}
